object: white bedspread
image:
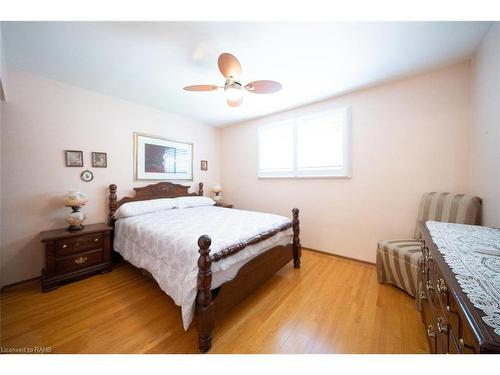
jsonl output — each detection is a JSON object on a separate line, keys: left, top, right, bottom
{"left": 114, "top": 206, "right": 293, "bottom": 329}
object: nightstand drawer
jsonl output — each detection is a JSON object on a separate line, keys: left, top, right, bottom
{"left": 56, "top": 249, "right": 103, "bottom": 274}
{"left": 56, "top": 233, "right": 104, "bottom": 256}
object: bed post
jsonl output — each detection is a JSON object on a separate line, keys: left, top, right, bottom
{"left": 292, "top": 208, "right": 301, "bottom": 268}
{"left": 109, "top": 184, "right": 117, "bottom": 225}
{"left": 197, "top": 234, "right": 214, "bottom": 353}
{"left": 198, "top": 182, "right": 204, "bottom": 196}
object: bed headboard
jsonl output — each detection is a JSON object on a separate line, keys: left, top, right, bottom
{"left": 108, "top": 182, "right": 203, "bottom": 224}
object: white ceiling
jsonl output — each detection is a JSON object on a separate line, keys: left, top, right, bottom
{"left": 2, "top": 21, "right": 492, "bottom": 126}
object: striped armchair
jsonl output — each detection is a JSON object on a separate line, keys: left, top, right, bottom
{"left": 376, "top": 192, "right": 482, "bottom": 307}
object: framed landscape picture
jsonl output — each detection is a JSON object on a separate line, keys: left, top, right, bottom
{"left": 134, "top": 133, "right": 193, "bottom": 181}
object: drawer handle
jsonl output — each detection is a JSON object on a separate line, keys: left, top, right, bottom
{"left": 436, "top": 278, "right": 447, "bottom": 294}
{"left": 62, "top": 244, "right": 68, "bottom": 249}
{"left": 447, "top": 305, "right": 460, "bottom": 318}
{"left": 437, "top": 317, "right": 448, "bottom": 334}
{"left": 74, "top": 256, "right": 88, "bottom": 264}
{"left": 427, "top": 325, "right": 436, "bottom": 338}
{"left": 426, "top": 280, "right": 434, "bottom": 292}
{"left": 422, "top": 246, "right": 433, "bottom": 261}
{"left": 420, "top": 263, "right": 426, "bottom": 274}
{"left": 458, "top": 338, "right": 475, "bottom": 352}
{"left": 94, "top": 238, "right": 100, "bottom": 242}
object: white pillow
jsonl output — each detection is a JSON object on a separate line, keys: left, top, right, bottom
{"left": 114, "top": 198, "right": 177, "bottom": 219}
{"left": 176, "top": 196, "right": 216, "bottom": 209}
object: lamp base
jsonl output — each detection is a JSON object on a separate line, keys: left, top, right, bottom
{"left": 213, "top": 192, "right": 223, "bottom": 204}
{"left": 65, "top": 206, "right": 86, "bottom": 232}
{"left": 67, "top": 224, "right": 84, "bottom": 232}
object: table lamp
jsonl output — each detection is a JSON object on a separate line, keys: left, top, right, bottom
{"left": 212, "top": 183, "right": 223, "bottom": 204}
{"left": 64, "top": 190, "right": 88, "bottom": 231}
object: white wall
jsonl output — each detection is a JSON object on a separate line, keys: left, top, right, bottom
{"left": 1, "top": 70, "right": 221, "bottom": 286}
{"left": 0, "top": 21, "right": 7, "bottom": 98}
{"left": 469, "top": 23, "right": 500, "bottom": 227}
{"left": 221, "top": 63, "right": 472, "bottom": 263}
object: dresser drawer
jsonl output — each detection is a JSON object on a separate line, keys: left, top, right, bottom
{"left": 448, "top": 329, "right": 461, "bottom": 354}
{"left": 424, "top": 267, "right": 440, "bottom": 310}
{"left": 422, "top": 296, "right": 437, "bottom": 353}
{"left": 432, "top": 268, "right": 449, "bottom": 316}
{"left": 447, "top": 295, "right": 478, "bottom": 353}
{"left": 56, "top": 233, "right": 104, "bottom": 256}
{"left": 56, "top": 249, "right": 103, "bottom": 274}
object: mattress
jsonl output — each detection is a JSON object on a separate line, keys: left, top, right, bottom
{"left": 113, "top": 205, "right": 293, "bottom": 329}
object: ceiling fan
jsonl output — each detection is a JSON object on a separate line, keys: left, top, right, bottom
{"left": 183, "top": 53, "right": 282, "bottom": 107}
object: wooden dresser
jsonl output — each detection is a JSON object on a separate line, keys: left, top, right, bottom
{"left": 40, "top": 223, "right": 113, "bottom": 292}
{"left": 419, "top": 221, "right": 500, "bottom": 353}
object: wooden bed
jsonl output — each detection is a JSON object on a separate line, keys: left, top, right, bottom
{"left": 108, "top": 181, "right": 301, "bottom": 353}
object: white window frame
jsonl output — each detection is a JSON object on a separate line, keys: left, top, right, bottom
{"left": 257, "top": 106, "right": 352, "bottom": 179}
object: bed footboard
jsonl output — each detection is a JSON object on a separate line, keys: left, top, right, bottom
{"left": 196, "top": 235, "right": 214, "bottom": 353}
{"left": 196, "top": 208, "right": 300, "bottom": 353}
{"left": 292, "top": 208, "right": 301, "bottom": 268}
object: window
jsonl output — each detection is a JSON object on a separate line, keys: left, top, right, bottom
{"left": 258, "top": 107, "right": 351, "bottom": 178}
{"left": 258, "top": 121, "right": 294, "bottom": 176}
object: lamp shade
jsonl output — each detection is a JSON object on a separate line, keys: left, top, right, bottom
{"left": 212, "top": 183, "right": 222, "bottom": 193}
{"left": 64, "top": 190, "right": 88, "bottom": 207}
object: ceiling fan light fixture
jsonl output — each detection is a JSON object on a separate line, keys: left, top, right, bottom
{"left": 226, "top": 97, "right": 243, "bottom": 107}
{"left": 224, "top": 82, "right": 243, "bottom": 106}
{"left": 183, "top": 53, "right": 281, "bottom": 107}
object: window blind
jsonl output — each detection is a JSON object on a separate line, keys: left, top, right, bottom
{"left": 258, "top": 107, "right": 351, "bottom": 178}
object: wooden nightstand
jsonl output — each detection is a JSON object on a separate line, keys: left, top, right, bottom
{"left": 215, "top": 203, "right": 233, "bottom": 208}
{"left": 40, "top": 223, "right": 113, "bottom": 292}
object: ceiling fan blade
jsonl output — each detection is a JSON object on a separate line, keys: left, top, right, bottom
{"left": 183, "top": 85, "right": 219, "bottom": 91}
{"left": 218, "top": 53, "right": 242, "bottom": 80}
{"left": 245, "top": 80, "right": 282, "bottom": 94}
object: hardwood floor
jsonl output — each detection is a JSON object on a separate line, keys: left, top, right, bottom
{"left": 0, "top": 250, "right": 429, "bottom": 354}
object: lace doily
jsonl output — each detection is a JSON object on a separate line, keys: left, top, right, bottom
{"left": 426, "top": 221, "right": 500, "bottom": 336}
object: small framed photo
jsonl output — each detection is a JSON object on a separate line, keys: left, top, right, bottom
{"left": 92, "top": 152, "right": 107, "bottom": 168}
{"left": 201, "top": 160, "right": 208, "bottom": 171}
{"left": 65, "top": 150, "right": 83, "bottom": 167}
